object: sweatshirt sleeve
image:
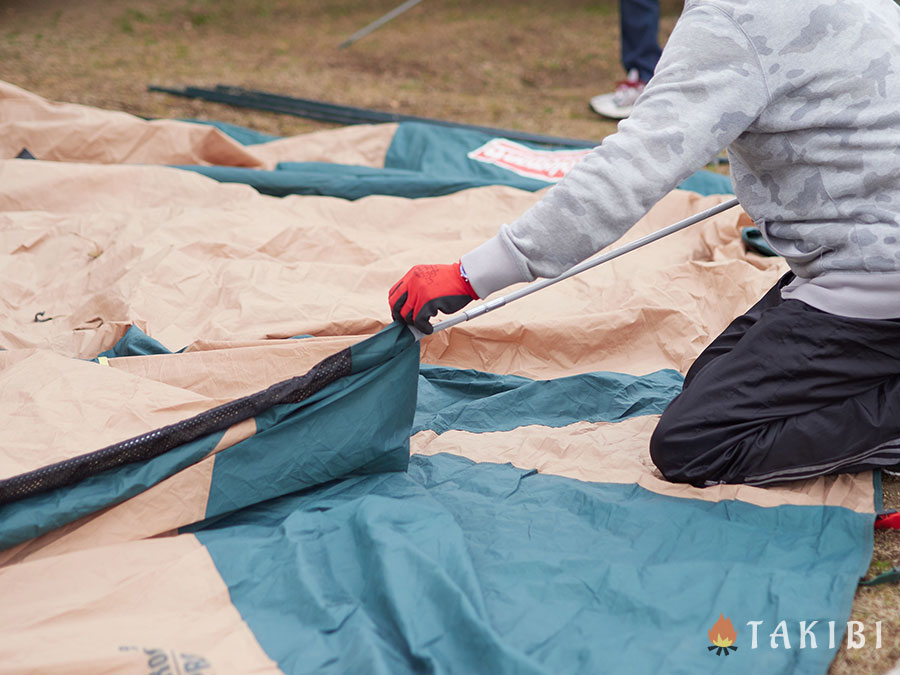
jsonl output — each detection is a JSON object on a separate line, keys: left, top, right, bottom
{"left": 461, "top": 3, "right": 770, "bottom": 299}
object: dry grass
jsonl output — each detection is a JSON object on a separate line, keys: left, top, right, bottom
{"left": 832, "top": 473, "right": 900, "bottom": 675}
{"left": 2, "top": 1, "right": 898, "bottom": 672}
{"left": 2, "top": 0, "right": 687, "bottom": 138}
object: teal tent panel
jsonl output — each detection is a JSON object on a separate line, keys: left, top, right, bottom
{"left": 173, "top": 120, "right": 734, "bottom": 199}
{"left": 275, "top": 161, "right": 505, "bottom": 198}
{"left": 204, "top": 323, "right": 419, "bottom": 518}
{"left": 385, "top": 121, "right": 734, "bottom": 196}
{"left": 192, "top": 462, "right": 544, "bottom": 675}
{"left": 172, "top": 162, "right": 503, "bottom": 200}
{"left": 384, "top": 122, "right": 558, "bottom": 191}
{"left": 414, "top": 365, "right": 683, "bottom": 434}
{"left": 195, "top": 452, "right": 872, "bottom": 675}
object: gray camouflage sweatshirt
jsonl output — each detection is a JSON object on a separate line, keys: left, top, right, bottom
{"left": 461, "top": 0, "right": 900, "bottom": 319}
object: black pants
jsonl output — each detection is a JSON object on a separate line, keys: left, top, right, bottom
{"left": 650, "top": 273, "right": 900, "bottom": 486}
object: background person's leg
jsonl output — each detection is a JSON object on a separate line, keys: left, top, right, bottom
{"left": 650, "top": 299, "right": 900, "bottom": 486}
{"left": 590, "top": 0, "right": 661, "bottom": 119}
{"left": 619, "top": 0, "right": 661, "bottom": 82}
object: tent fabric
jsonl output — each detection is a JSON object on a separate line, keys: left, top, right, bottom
{"left": 191, "top": 453, "right": 869, "bottom": 675}
{"left": 181, "top": 118, "right": 281, "bottom": 146}
{"left": 174, "top": 120, "right": 736, "bottom": 200}
{"left": 0, "top": 80, "right": 395, "bottom": 169}
{"left": 0, "top": 323, "right": 418, "bottom": 551}
{"left": 154, "top": 83, "right": 604, "bottom": 149}
{"left": 0, "top": 83, "right": 876, "bottom": 674}
{"left": 0, "top": 156, "right": 778, "bottom": 378}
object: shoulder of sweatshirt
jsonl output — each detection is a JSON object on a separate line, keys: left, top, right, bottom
{"left": 683, "top": 0, "right": 900, "bottom": 64}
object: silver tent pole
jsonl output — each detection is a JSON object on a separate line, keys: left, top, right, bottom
{"left": 339, "top": 0, "right": 425, "bottom": 49}
{"left": 415, "top": 197, "right": 740, "bottom": 339}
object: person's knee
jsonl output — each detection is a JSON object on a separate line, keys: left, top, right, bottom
{"left": 649, "top": 405, "right": 694, "bottom": 483}
{"left": 649, "top": 399, "right": 727, "bottom": 486}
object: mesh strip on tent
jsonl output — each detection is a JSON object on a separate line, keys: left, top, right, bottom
{"left": 0, "top": 349, "right": 351, "bottom": 505}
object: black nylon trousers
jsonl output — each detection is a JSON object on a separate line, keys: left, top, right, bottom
{"left": 650, "top": 273, "right": 900, "bottom": 486}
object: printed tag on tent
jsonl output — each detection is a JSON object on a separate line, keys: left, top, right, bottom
{"left": 467, "top": 139, "right": 592, "bottom": 182}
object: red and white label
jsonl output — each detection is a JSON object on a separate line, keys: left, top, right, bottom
{"left": 467, "top": 139, "right": 593, "bottom": 183}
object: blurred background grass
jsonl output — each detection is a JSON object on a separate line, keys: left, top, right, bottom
{"left": 1, "top": 0, "right": 681, "bottom": 140}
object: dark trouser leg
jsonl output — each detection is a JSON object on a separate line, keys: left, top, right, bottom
{"left": 619, "top": 0, "right": 661, "bottom": 82}
{"left": 682, "top": 272, "right": 796, "bottom": 388}
{"left": 650, "top": 279, "right": 900, "bottom": 486}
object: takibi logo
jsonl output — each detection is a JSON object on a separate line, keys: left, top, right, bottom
{"left": 704, "top": 615, "right": 884, "bottom": 654}
{"left": 708, "top": 614, "right": 739, "bottom": 656}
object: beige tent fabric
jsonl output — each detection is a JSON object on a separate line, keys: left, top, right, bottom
{"left": 0, "top": 456, "right": 216, "bottom": 568}
{"left": 0, "top": 81, "right": 261, "bottom": 167}
{"left": 0, "top": 331, "right": 369, "bottom": 568}
{"left": 0, "top": 84, "right": 875, "bottom": 573}
{"left": 0, "top": 349, "right": 222, "bottom": 481}
{"left": 0, "top": 535, "right": 280, "bottom": 674}
{"left": 1, "top": 157, "right": 782, "bottom": 376}
{"left": 250, "top": 122, "right": 398, "bottom": 168}
{"left": 0, "top": 80, "right": 395, "bottom": 169}
{"left": 0, "top": 418, "right": 258, "bottom": 569}
{"left": 118, "top": 336, "right": 364, "bottom": 399}
{"left": 412, "top": 421, "right": 875, "bottom": 513}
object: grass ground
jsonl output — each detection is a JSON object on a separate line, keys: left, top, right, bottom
{"left": 2, "top": 0, "right": 898, "bottom": 672}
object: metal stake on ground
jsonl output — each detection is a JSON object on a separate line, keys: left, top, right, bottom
{"left": 412, "top": 197, "right": 741, "bottom": 340}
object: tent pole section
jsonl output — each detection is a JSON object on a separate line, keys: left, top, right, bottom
{"left": 415, "top": 197, "right": 741, "bottom": 340}
{"left": 339, "top": 0, "right": 425, "bottom": 49}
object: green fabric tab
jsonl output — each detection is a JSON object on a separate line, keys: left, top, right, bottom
{"left": 742, "top": 227, "right": 780, "bottom": 257}
{"left": 859, "top": 566, "right": 900, "bottom": 586}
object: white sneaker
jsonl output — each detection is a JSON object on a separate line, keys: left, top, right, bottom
{"left": 589, "top": 69, "right": 647, "bottom": 119}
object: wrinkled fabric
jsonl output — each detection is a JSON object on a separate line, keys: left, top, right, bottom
{"left": 0, "top": 86, "right": 877, "bottom": 675}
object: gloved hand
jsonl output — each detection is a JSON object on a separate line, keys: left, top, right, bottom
{"left": 389, "top": 262, "right": 479, "bottom": 334}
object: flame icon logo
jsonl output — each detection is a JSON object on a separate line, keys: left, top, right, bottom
{"left": 707, "top": 614, "right": 738, "bottom": 656}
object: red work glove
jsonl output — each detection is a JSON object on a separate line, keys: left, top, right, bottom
{"left": 389, "top": 262, "right": 479, "bottom": 334}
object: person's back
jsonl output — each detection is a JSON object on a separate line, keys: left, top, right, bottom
{"left": 702, "top": 0, "right": 900, "bottom": 318}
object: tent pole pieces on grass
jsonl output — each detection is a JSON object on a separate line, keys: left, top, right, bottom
{"left": 148, "top": 84, "right": 603, "bottom": 148}
{"left": 339, "top": 0, "right": 425, "bottom": 49}
{"left": 416, "top": 197, "right": 741, "bottom": 339}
